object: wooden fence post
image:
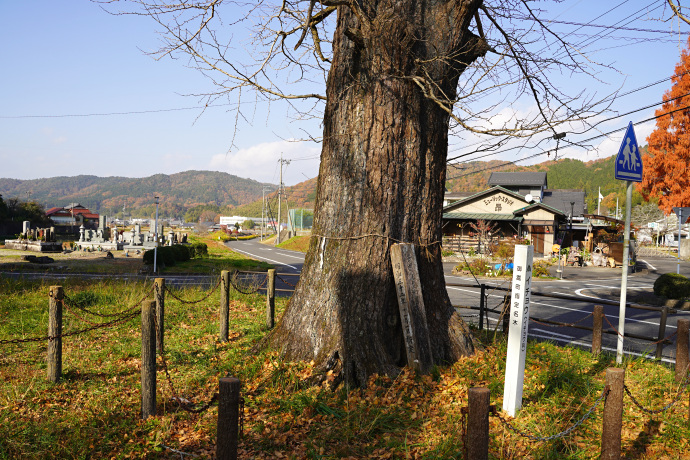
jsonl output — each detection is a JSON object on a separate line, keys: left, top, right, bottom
{"left": 217, "top": 376, "right": 241, "bottom": 460}
{"left": 266, "top": 269, "right": 276, "bottom": 329}
{"left": 656, "top": 306, "right": 669, "bottom": 360}
{"left": 48, "top": 286, "right": 63, "bottom": 383}
{"left": 466, "top": 387, "right": 490, "bottom": 460}
{"left": 141, "top": 300, "right": 156, "bottom": 419}
{"left": 676, "top": 319, "right": 689, "bottom": 383}
{"left": 601, "top": 367, "right": 625, "bottom": 460}
{"left": 220, "top": 270, "right": 230, "bottom": 342}
{"left": 479, "top": 284, "right": 486, "bottom": 330}
{"left": 592, "top": 305, "right": 604, "bottom": 355}
{"left": 154, "top": 278, "right": 165, "bottom": 353}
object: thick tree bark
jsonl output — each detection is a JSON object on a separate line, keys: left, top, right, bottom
{"left": 270, "top": 0, "right": 487, "bottom": 387}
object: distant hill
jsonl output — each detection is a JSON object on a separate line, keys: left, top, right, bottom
{"left": 446, "top": 154, "right": 647, "bottom": 213}
{"left": 1, "top": 154, "right": 647, "bottom": 221}
{"left": 0, "top": 171, "right": 273, "bottom": 219}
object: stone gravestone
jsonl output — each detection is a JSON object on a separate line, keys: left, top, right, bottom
{"left": 390, "top": 243, "right": 434, "bottom": 374}
{"left": 23, "top": 221, "right": 30, "bottom": 235}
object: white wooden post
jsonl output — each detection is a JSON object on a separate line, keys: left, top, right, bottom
{"left": 503, "top": 244, "right": 534, "bottom": 417}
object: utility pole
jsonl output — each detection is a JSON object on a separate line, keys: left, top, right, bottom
{"left": 261, "top": 186, "right": 272, "bottom": 241}
{"left": 276, "top": 154, "right": 290, "bottom": 245}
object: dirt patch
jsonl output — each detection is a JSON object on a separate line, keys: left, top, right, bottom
{"left": 0, "top": 248, "right": 144, "bottom": 274}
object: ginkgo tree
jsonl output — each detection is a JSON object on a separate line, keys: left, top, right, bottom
{"left": 639, "top": 36, "right": 690, "bottom": 215}
{"left": 115, "top": 0, "right": 631, "bottom": 386}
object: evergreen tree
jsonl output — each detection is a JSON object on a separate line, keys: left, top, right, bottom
{"left": 639, "top": 37, "right": 690, "bottom": 214}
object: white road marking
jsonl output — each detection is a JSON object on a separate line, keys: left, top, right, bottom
{"left": 531, "top": 328, "right": 574, "bottom": 339}
{"left": 274, "top": 251, "right": 305, "bottom": 260}
{"left": 584, "top": 283, "right": 648, "bottom": 290}
{"left": 531, "top": 300, "right": 669, "bottom": 328}
{"left": 228, "top": 247, "right": 297, "bottom": 270}
{"left": 639, "top": 259, "right": 657, "bottom": 270}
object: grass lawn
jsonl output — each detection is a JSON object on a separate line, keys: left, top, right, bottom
{"left": 2, "top": 274, "right": 690, "bottom": 458}
{"left": 275, "top": 236, "right": 310, "bottom": 253}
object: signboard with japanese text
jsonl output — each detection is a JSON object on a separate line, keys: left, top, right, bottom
{"left": 503, "top": 244, "right": 534, "bottom": 417}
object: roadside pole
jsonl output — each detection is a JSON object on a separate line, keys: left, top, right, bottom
{"left": 672, "top": 207, "right": 690, "bottom": 275}
{"left": 678, "top": 208, "right": 683, "bottom": 275}
{"left": 617, "top": 180, "right": 632, "bottom": 364}
{"left": 613, "top": 122, "right": 643, "bottom": 364}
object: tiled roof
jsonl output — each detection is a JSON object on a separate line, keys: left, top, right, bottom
{"left": 542, "top": 189, "right": 586, "bottom": 216}
{"left": 488, "top": 172, "right": 547, "bottom": 187}
{"left": 443, "top": 186, "right": 528, "bottom": 211}
{"left": 443, "top": 212, "right": 520, "bottom": 221}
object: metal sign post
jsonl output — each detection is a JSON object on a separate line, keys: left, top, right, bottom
{"left": 614, "top": 122, "right": 643, "bottom": 364}
{"left": 503, "top": 244, "right": 534, "bottom": 417}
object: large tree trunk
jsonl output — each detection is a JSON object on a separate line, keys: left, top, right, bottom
{"left": 270, "top": 0, "right": 488, "bottom": 387}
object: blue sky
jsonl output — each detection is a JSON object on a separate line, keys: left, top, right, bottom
{"left": 0, "top": 1, "right": 688, "bottom": 186}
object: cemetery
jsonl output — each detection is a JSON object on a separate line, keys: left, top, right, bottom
{"left": 3, "top": 220, "right": 62, "bottom": 252}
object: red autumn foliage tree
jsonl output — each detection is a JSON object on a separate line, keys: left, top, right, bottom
{"left": 639, "top": 37, "right": 690, "bottom": 214}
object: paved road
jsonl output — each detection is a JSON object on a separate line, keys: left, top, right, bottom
{"left": 225, "top": 239, "right": 304, "bottom": 294}
{"left": 226, "top": 239, "right": 690, "bottom": 363}
{"left": 445, "top": 256, "right": 690, "bottom": 363}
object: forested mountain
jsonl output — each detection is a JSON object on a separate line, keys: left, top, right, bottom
{"left": 0, "top": 171, "right": 272, "bottom": 219}
{"left": 1, "top": 154, "right": 650, "bottom": 221}
{"left": 445, "top": 153, "right": 648, "bottom": 214}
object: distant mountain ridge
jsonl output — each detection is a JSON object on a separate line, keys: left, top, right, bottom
{"left": 0, "top": 170, "right": 273, "bottom": 218}
{"left": 1, "top": 154, "right": 646, "bottom": 220}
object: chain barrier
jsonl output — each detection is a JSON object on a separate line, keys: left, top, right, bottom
{"left": 228, "top": 275, "right": 264, "bottom": 295}
{"left": 276, "top": 274, "right": 297, "bottom": 289}
{"left": 153, "top": 314, "right": 219, "bottom": 414}
{"left": 1, "top": 299, "right": 141, "bottom": 346}
{"left": 603, "top": 314, "right": 625, "bottom": 339}
{"left": 461, "top": 406, "right": 468, "bottom": 459}
{"left": 55, "top": 309, "right": 141, "bottom": 341}
{"left": 529, "top": 312, "right": 594, "bottom": 329}
{"left": 601, "top": 314, "right": 677, "bottom": 346}
{"left": 491, "top": 385, "right": 610, "bottom": 442}
{"left": 624, "top": 371, "right": 690, "bottom": 416}
{"left": 62, "top": 286, "right": 153, "bottom": 319}
{"left": 163, "top": 277, "right": 221, "bottom": 305}
{"left": 240, "top": 395, "right": 245, "bottom": 437}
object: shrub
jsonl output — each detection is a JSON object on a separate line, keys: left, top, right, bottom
{"left": 209, "top": 230, "right": 231, "bottom": 242}
{"left": 532, "top": 260, "right": 552, "bottom": 277}
{"left": 191, "top": 242, "right": 208, "bottom": 258}
{"left": 654, "top": 273, "right": 690, "bottom": 299}
{"left": 496, "top": 243, "right": 515, "bottom": 262}
{"left": 441, "top": 248, "right": 455, "bottom": 257}
{"left": 468, "top": 257, "right": 490, "bottom": 275}
{"left": 143, "top": 244, "right": 201, "bottom": 266}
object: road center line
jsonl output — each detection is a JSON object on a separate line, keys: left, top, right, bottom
{"left": 228, "top": 247, "right": 297, "bottom": 270}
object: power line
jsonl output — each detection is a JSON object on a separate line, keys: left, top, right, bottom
{"left": 447, "top": 69, "right": 690, "bottom": 164}
{"left": 0, "top": 101, "right": 244, "bottom": 119}
{"left": 531, "top": 18, "right": 690, "bottom": 35}
{"left": 449, "top": 102, "right": 690, "bottom": 180}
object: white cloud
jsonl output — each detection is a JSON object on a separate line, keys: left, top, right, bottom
{"left": 210, "top": 139, "right": 321, "bottom": 185}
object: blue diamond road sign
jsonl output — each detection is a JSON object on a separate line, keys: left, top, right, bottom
{"left": 614, "top": 122, "right": 643, "bottom": 182}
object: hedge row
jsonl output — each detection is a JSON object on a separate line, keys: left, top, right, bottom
{"left": 143, "top": 243, "right": 208, "bottom": 266}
